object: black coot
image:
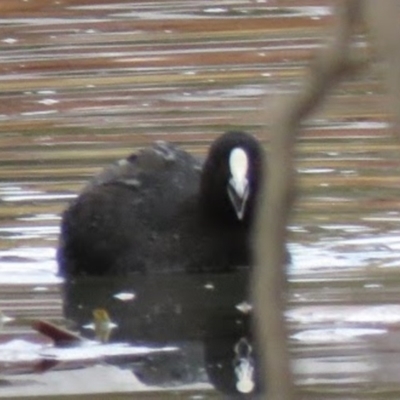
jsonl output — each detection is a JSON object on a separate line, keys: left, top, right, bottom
{"left": 58, "top": 131, "right": 265, "bottom": 276}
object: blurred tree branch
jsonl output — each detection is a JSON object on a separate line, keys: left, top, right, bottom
{"left": 364, "top": 1, "right": 400, "bottom": 135}
{"left": 251, "top": 0, "right": 400, "bottom": 398}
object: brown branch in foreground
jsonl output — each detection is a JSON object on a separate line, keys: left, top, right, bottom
{"left": 363, "top": 1, "right": 400, "bottom": 136}
{"left": 252, "top": 1, "right": 366, "bottom": 399}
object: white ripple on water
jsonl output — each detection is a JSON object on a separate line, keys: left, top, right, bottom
{"left": 287, "top": 304, "right": 400, "bottom": 348}
{"left": 0, "top": 247, "right": 59, "bottom": 284}
{"left": 18, "top": 213, "right": 60, "bottom": 222}
{"left": 288, "top": 305, "right": 400, "bottom": 327}
{"left": 291, "top": 327, "right": 386, "bottom": 344}
{"left": 1, "top": 194, "right": 75, "bottom": 202}
{"left": 0, "top": 226, "right": 59, "bottom": 240}
{"left": 288, "top": 230, "right": 400, "bottom": 274}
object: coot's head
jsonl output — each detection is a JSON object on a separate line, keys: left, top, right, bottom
{"left": 200, "top": 131, "right": 264, "bottom": 225}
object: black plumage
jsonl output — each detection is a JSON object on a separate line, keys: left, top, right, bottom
{"left": 57, "top": 131, "right": 265, "bottom": 276}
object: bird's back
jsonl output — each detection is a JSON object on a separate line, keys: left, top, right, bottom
{"left": 58, "top": 141, "right": 202, "bottom": 276}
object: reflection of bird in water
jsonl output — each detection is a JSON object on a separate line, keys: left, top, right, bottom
{"left": 82, "top": 308, "right": 118, "bottom": 343}
{"left": 234, "top": 337, "right": 255, "bottom": 394}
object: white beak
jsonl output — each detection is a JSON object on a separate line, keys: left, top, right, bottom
{"left": 227, "top": 148, "right": 249, "bottom": 220}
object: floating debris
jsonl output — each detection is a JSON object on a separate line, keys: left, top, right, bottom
{"left": 113, "top": 292, "right": 136, "bottom": 301}
{"left": 32, "top": 320, "right": 82, "bottom": 346}
{"left": 84, "top": 309, "right": 118, "bottom": 343}
{"left": 235, "top": 301, "right": 252, "bottom": 314}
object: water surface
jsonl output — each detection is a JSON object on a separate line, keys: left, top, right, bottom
{"left": 1, "top": 0, "right": 400, "bottom": 398}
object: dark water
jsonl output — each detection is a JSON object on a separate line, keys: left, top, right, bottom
{"left": 1, "top": 0, "right": 400, "bottom": 398}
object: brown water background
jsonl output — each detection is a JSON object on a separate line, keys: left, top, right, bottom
{"left": 1, "top": 0, "right": 400, "bottom": 398}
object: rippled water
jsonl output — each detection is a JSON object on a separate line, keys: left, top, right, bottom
{"left": 1, "top": 0, "right": 400, "bottom": 398}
